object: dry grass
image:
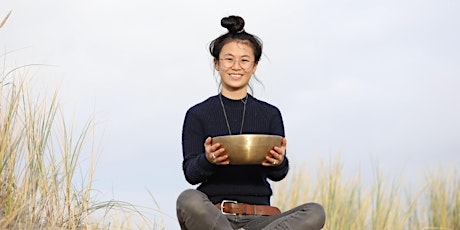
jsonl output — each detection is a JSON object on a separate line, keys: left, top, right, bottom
{"left": 0, "top": 12, "right": 164, "bottom": 228}
{"left": 1, "top": 64, "right": 96, "bottom": 228}
{"left": 1, "top": 11, "right": 12, "bottom": 29}
{"left": 424, "top": 168, "right": 460, "bottom": 228}
{"left": 0, "top": 61, "right": 162, "bottom": 229}
{"left": 273, "top": 155, "right": 460, "bottom": 230}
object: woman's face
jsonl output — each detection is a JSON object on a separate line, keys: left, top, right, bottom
{"left": 215, "top": 40, "right": 258, "bottom": 96}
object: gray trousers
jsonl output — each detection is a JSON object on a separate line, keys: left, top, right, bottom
{"left": 176, "top": 189, "right": 325, "bottom": 230}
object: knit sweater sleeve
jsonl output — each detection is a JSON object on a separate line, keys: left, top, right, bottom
{"left": 181, "top": 105, "right": 217, "bottom": 185}
{"left": 263, "top": 106, "right": 290, "bottom": 181}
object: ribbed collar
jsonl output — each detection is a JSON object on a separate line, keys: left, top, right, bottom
{"left": 219, "top": 93, "right": 252, "bottom": 108}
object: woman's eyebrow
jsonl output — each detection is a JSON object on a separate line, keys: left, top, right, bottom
{"left": 221, "top": 53, "right": 251, "bottom": 58}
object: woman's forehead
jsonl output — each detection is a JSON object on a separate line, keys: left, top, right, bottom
{"left": 220, "top": 40, "right": 255, "bottom": 57}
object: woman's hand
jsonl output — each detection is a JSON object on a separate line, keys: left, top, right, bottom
{"left": 262, "top": 137, "right": 287, "bottom": 167}
{"left": 204, "top": 137, "right": 230, "bottom": 165}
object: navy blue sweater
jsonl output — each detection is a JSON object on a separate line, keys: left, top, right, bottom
{"left": 181, "top": 94, "right": 289, "bottom": 205}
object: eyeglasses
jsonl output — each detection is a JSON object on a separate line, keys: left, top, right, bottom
{"left": 219, "top": 57, "right": 254, "bottom": 69}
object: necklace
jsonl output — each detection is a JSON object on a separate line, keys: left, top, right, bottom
{"left": 219, "top": 93, "right": 248, "bottom": 135}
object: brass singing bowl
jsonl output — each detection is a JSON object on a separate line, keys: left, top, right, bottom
{"left": 212, "top": 134, "right": 283, "bottom": 165}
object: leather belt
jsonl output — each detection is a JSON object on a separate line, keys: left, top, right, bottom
{"left": 215, "top": 200, "right": 281, "bottom": 216}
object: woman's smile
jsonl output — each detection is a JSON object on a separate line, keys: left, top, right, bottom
{"left": 228, "top": 73, "right": 244, "bottom": 80}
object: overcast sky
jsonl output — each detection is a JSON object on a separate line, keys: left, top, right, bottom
{"left": 2, "top": 0, "right": 459, "bottom": 229}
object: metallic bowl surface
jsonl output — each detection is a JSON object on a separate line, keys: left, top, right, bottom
{"left": 212, "top": 134, "right": 282, "bottom": 165}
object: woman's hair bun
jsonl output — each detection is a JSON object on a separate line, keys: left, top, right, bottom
{"left": 221, "top": 15, "right": 245, "bottom": 33}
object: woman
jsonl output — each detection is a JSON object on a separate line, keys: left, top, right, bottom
{"left": 176, "top": 15, "right": 325, "bottom": 230}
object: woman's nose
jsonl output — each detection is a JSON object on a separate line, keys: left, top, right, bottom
{"left": 231, "top": 60, "right": 242, "bottom": 69}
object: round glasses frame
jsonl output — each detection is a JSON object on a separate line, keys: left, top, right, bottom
{"left": 219, "top": 57, "right": 255, "bottom": 69}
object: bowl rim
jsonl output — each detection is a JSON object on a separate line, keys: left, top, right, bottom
{"left": 212, "top": 134, "right": 283, "bottom": 139}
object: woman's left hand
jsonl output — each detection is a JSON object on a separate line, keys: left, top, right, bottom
{"left": 262, "top": 137, "right": 287, "bottom": 167}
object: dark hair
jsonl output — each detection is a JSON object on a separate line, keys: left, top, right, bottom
{"left": 209, "top": 15, "right": 263, "bottom": 63}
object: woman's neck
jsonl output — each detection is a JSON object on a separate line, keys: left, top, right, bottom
{"left": 221, "top": 88, "right": 248, "bottom": 100}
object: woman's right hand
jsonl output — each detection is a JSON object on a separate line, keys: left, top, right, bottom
{"left": 204, "top": 137, "right": 229, "bottom": 165}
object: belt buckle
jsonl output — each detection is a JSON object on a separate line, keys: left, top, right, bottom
{"left": 220, "top": 200, "right": 237, "bottom": 215}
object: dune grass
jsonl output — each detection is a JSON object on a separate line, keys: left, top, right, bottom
{"left": 1, "top": 63, "right": 95, "bottom": 228}
{"left": 1, "top": 11, "right": 165, "bottom": 229}
{"left": 273, "top": 155, "right": 460, "bottom": 230}
{"left": 0, "top": 64, "right": 165, "bottom": 229}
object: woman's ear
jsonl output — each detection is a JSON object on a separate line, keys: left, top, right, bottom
{"left": 214, "top": 59, "right": 219, "bottom": 71}
{"left": 252, "top": 62, "right": 259, "bottom": 74}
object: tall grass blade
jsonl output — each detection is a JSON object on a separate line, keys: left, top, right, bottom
{"left": 0, "top": 11, "right": 12, "bottom": 29}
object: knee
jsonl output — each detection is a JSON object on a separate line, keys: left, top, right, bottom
{"left": 303, "top": 202, "right": 326, "bottom": 228}
{"left": 281, "top": 203, "right": 326, "bottom": 229}
{"left": 176, "top": 189, "right": 208, "bottom": 215}
{"left": 177, "top": 189, "right": 198, "bottom": 203}
{"left": 177, "top": 189, "right": 201, "bottom": 209}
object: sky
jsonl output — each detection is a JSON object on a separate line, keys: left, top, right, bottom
{"left": 1, "top": 0, "right": 460, "bottom": 229}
